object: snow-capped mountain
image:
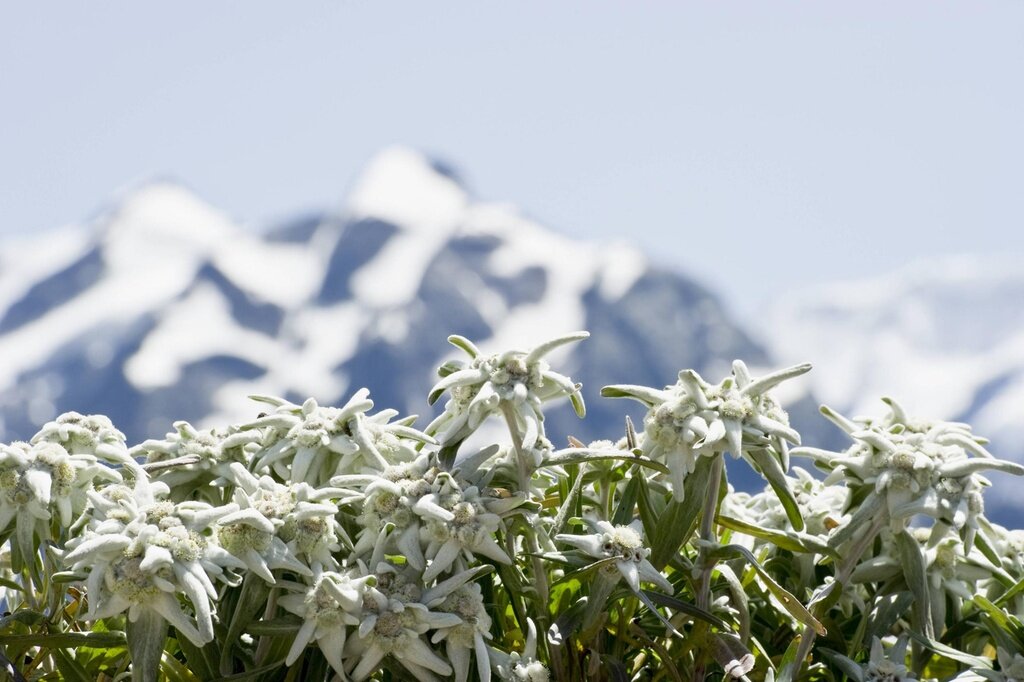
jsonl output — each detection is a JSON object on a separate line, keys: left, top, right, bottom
{"left": 0, "top": 146, "right": 804, "bottom": 492}
{"left": 766, "top": 258, "right": 1024, "bottom": 517}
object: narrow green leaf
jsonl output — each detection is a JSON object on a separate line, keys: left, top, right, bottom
{"left": 542, "top": 449, "right": 668, "bottom": 474}
{"left": 611, "top": 474, "right": 642, "bottom": 526}
{"left": 711, "top": 544, "right": 825, "bottom": 635}
{"left": 894, "top": 529, "right": 932, "bottom": 637}
{"left": 0, "top": 632, "right": 126, "bottom": 648}
{"left": 447, "top": 334, "right": 480, "bottom": 358}
{"left": 818, "top": 648, "right": 865, "bottom": 681}
{"left": 905, "top": 629, "right": 991, "bottom": 669}
{"left": 52, "top": 648, "right": 92, "bottom": 682}
{"left": 641, "top": 590, "right": 730, "bottom": 630}
{"left": 650, "top": 455, "right": 715, "bottom": 570}
{"left": 599, "top": 385, "right": 665, "bottom": 405}
{"left": 716, "top": 514, "right": 834, "bottom": 557}
{"left": 162, "top": 652, "right": 202, "bottom": 682}
{"left": 210, "top": 660, "right": 286, "bottom": 681}
{"left": 244, "top": 615, "right": 304, "bottom": 637}
{"left": 747, "top": 448, "right": 804, "bottom": 532}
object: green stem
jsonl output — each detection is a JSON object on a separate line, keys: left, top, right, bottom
{"left": 792, "top": 513, "right": 886, "bottom": 676}
{"left": 500, "top": 403, "right": 555, "bottom": 665}
{"left": 693, "top": 454, "right": 725, "bottom": 682}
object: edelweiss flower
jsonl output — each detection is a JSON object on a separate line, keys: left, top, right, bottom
{"left": 0, "top": 440, "right": 120, "bottom": 568}
{"left": 421, "top": 480, "right": 523, "bottom": 583}
{"left": 279, "top": 564, "right": 377, "bottom": 678}
{"left": 831, "top": 636, "right": 914, "bottom": 682}
{"left": 604, "top": 360, "right": 809, "bottom": 502}
{"left": 340, "top": 563, "right": 486, "bottom": 681}
{"left": 431, "top": 582, "right": 494, "bottom": 682}
{"left": 245, "top": 390, "right": 433, "bottom": 485}
{"left": 131, "top": 421, "right": 261, "bottom": 496}
{"left": 31, "top": 411, "right": 132, "bottom": 464}
{"left": 794, "top": 398, "right": 1023, "bottom": 538}
{"left": 492, "top": 618, "right": 549, "bottom": 682}
{"left": 426, "top": 333, "right": 588, "bottom": 450}
{"left": 216, "top": 469, "right": 354, "bottom": 581}
{"left": 556, "top": 519, "right": 671, "bottom": 593}
{"left": 63, "top": 477, "right": 243, "bottom": 645}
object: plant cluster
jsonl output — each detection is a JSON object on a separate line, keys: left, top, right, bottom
{"left": 2, "top": 331, "right": 1024, "bottom": 682}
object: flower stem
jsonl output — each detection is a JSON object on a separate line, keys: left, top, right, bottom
{"left": 792, "top": 513, "right": 886, "bottom": 676}
{"left": 500, "top": 403, "right": 553, "bottom": 656}
{"left": 693, "top": 454, "right": 724, "bottom": 682}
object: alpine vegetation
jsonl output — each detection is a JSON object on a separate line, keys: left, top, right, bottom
{"left": 1, "top": 332, "right": 1024, "bottom": 682}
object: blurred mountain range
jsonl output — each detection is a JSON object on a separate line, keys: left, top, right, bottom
{"left": 0, "top": 147, "right": 1018, "bottom": 518}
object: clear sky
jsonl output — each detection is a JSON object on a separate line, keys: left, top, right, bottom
{"left": 1, "top": 2, "right": 1022, "bottom": 314}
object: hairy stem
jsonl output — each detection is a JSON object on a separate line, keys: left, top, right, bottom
{"left": 792, "top": 513, "right": 886, "bottom": 676}
{"left": 500, "top": 403, "right": 555, "bottom": 664}
{"left": 693, "top": 454, "right": 725, "bottom": 682}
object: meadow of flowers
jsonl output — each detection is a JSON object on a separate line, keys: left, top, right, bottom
{"left": 2, "top": 331, "right": 1024, "bottom": 682}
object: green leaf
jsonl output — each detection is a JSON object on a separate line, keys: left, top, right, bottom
{"left": 542, "top": 449, "right": 668, "bottom": 474}
{"left": 52, "top": 648, "right": 92, "bottom": 682}
{"left": 221, "top": 573, "right": 271, "bottom": 675}
{"left": 905, "top": 629, "right": 991, "bottom": 669}
{"left": 649, "top": 455, "right": 716, "bottom": 570}
{"left": 894, "top": 529, "right": 932, "bottom": 637}
{"left": 716, "top": 515, "right": 834, "bottom": 557}
{"left": 245, "top": 615, "right": 304, "bottom": 637}
{"left": 447, "top": 334, "right": 480, "bottom": 358}
{"left": 0, "top": 632, "right": 126, "bottom": 648}
{"left": 210, "top": 661, "right": 286, "bottom": 681}
{"left": 599, "top": 384, "right": 665, "bottom": 406}
{"left": 774, "top": 633, "right": 805, "bottom": 682}
{"left": 611, "top": 473, "right": 642, "bottom": 526}
{"left": 640, "top": 590, "right": 730, "bottom": 631}
{"left": 747, "top": 448, "right": 804, "bottom": 532}
{"left": 162, "top": 652, "right": 202, "bottom": 682}
{"left": 710, "top": 544, "right": 825, "bottom": 636}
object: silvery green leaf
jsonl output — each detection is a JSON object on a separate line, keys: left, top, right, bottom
{"left": 599, "top": 384, "right": 670, "bottom": 406}
{"left": 542, "top": 448, "right": 668, "bottom": 474}
{"left": 127, "top": 608, "right": 167, "bottom": 682}
{"left": 524, "top": 331, "right": 588, "bottom": 364}
{"left": 710, "top": 544, "right": 825, "bottom": 636}
{"left": 894, "top": 529, "right": 933, "bottom": 638}
{"left": 818, "top": 649, "right": 865, "bottom": 682}
{"left": 447, "top": 334, "right": 481, "bottom": 358}
{"left": 747, "top": 448, "right": 804, "bottom": 532}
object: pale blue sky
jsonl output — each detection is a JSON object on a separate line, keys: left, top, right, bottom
{"left": 1, "top": 2, "right": 1022, "bottom": 313}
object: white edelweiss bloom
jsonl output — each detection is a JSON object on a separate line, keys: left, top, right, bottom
{"left": 279, "top": 563, "right": 377, "bottom": 678}
{"left": 339, "top": 454, "right": 468, "bottom": 572}
{"left": 794, "top": 397, "right": 1023, "bottom": 539}
{"left": 217, "top": 470, "right": 354, "bottom": 580}
{"left": 430, "top": 582, "right": 494, "bottom": 682}
{"left": 31, "top": 411, "right": 132, "bottom": 465}
{"left": 63, "top": 476, "right": 244, "bottom": 646}
{"left": 422, "top": 481, "right": 521, "bottom": 583}
{"left": 244, "top": 390, "right": 433, "bottom": 486}
{"left": 0, "top": 440, "right": 121, "bottom": 569}
{"left": 341, "top": 562, "right": 486, "bottom": 681}
{"left": 863, "top": 636, "right": 914, "bottom": 681}
{"left": 555, "top": 519, "right": 671, "bottom": 594}
{"left": 426, "top": 333, "right": 589, "bottom": 451}
{"left": 491, "top": 618, "right": 549, "bottom": 682}
{"left": 604, "top": 359, "right": 809, "bottom": 503}
{"left": 131, "top": 421, "right": 261, "bottom": 498}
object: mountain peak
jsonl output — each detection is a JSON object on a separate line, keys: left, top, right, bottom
{"left": 347, "top": 146, "right": 468, "bottom": 231}
{"left": 99, "top": 181, "right": 239, "bottom": 266}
